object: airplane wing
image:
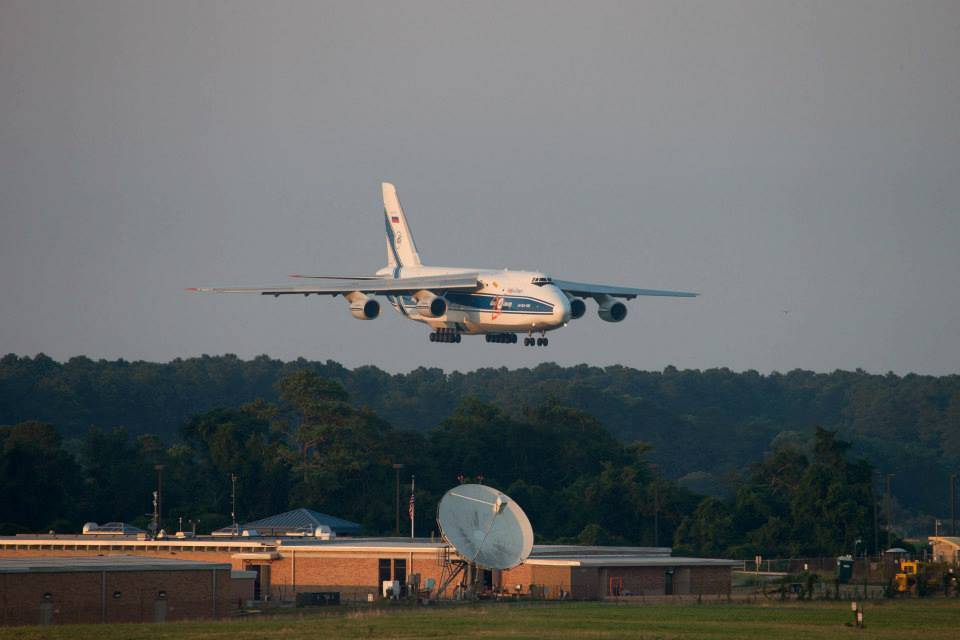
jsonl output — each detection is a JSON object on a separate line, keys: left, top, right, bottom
{"left": 288, "top": 274, "right": 381, "bottom": 280}
{"left": 552, "top": 279, "right": 698, "bottom": 300}
{"left": 188, "top": 273, "right": 481, "bottom": 297}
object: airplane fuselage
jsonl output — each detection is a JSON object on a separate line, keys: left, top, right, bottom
{"left": 375, "top": 266, "right": 571, "bottom": 335}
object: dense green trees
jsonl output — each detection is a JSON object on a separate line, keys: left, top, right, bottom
{"left": 0, "top": 369, "right": 892, "bottom": 559}
{"left": 2, "top": 353, "right": 957, "bottom": 541}
{"left": 0, "top": 421, "right": 79, "bottom": 534}
{"left": 675, "top": 428, "right": 877, "bottom": 557}
{"left": 0, "top": 372, "right": 680, "bottom": 546}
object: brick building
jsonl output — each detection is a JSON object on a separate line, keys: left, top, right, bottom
{"left": 0, "top": 531, "right": 733, "bottom": 603}
{"left": 0, "top": 556, "right": 252, "bottom": 626}
{"left": 929, "top": 536, "right": 960, "bottom": 565}
{"left": 501, "top": 546, "right": 736, "bottom": 599}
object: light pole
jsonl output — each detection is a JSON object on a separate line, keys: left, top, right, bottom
{"left": 393, "top": 463, "right": 404, "bottom": 536}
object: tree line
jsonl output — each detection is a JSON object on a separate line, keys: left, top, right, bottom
{"left": 2, "top": 353, "right": 958, "bottom": 526}
{"left": 1, "top": 369, "right": 895, "bottom": 558}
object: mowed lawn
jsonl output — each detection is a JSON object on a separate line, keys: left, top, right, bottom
{"left": 4, "top": 600, "right": 960, "bottom": 640}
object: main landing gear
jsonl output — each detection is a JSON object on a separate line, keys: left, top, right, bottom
{"left": 485, "top": 333, "right": 517, "bottom": 344}
{"left": 429, "top": 328, "right": 461, "bottom": 344}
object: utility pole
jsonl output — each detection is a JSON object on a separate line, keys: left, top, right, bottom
{"left": 149, "top": 491, "right": 159, "bottom": 536}
{"left": 154, "top": 464, "right": 165, "bottom": 535}
{"left": 393, "top": 463, "right": 403, "bottom": 536}
{"left": 410, "top": 475, "right": 416, "bottom": 539}
{"left": 872, "top": 470, "right": 879, "bottom": 556}
{"left": 951, "top": 473, "right": 957, "bottom": 537}
{"left": 230, "top": 473, "right": 238, "bottom": 533}
{"left": 885, "top": 473, "right": 894, "bottom": 550}
{"left": 649, "top": 463, "right": 659, "bottom": 547}
{"left": 653, "top": 481, "right": 660, "bottom": 547}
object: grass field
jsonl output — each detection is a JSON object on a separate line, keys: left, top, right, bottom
{"left": 4, "top": 600, "right": 960, "bottom": 640}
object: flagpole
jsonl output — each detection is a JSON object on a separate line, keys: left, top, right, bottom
{"left": 410, "top": 475, "right": 415, "bottom": 539}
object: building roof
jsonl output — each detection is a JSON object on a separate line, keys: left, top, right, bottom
{"left": 280, "top": 537, "right": 446, "bottom": 552}
{"left": 0, "top": 535, "right": 736, "bottom": 568}
{"left": 83, "top": 522, "right": 146, "bottom": 535}
{"left": 929, "top": 536, "right": 960, "bottom": 548}
{"left": 0, "top": 555, "right": 231, "bottom": 574}
{"left": 238, "top": 508, "right": 362, "bottom": 535}
{"left": 525, "top": 555, "right": 739, "bottom": 568}
{"left": 531, "top": 545, "right": 672, "bottom": 558}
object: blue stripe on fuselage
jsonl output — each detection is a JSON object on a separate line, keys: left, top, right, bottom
{"left": 444, "top": 292, "right": 554, "bottom": 314}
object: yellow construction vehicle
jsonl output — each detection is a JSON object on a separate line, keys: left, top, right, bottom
{"left": 892, "top": 560, "right": 948, "bottom": 596}
{"left": 893, "top": 560, "right": 921, "bottom": 594}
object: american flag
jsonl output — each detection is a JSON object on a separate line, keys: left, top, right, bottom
{"left": 408, "top": 491, "right": 415, "bottom": 522}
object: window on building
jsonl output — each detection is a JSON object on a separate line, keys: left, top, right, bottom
{"left": 393, "top": 559, "right": 407, "bottom": 584}
{"left": 378, "top": 558, "right": 391, "bottom": 585}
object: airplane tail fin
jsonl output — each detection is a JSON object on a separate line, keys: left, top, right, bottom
{"left": 382, "top": 182, "right": 422, "bottom": 269}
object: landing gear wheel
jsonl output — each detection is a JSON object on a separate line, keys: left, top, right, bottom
{"left": 429, "top": 333, "right": 436, "bottom": 342}
{"left": 542, "top": 338, "right": 549, "bottom": 346}
{"left": 455, "top": 334, "right": 461, "bottom": 343}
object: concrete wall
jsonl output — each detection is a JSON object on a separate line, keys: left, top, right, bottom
{"left": 0, "top": 568, "right": 234, "bottom": 626}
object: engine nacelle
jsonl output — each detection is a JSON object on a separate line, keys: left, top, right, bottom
{"left": 348, "top": 294, "right": 380, "bottom": 320}
{"left": 568, "top": 298, "right": 587, "bottom": 320}
{"left": 414, "top": 290, "right": 447, "bottom": 318}
{"left": 597, "top": 296, "right": 628, "bottom": 323}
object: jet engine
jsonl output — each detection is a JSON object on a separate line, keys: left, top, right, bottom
{"left": 597, "top": 296, "right": 628, "bottom": 323}
{"left": 414, "top": 291, "right": 447, "bottom": 318}
{"left": 568, "top": 298, "right": 587, "bottom": 320}
{"left": 348, "top": 294, "right": 380, "bottom": 320}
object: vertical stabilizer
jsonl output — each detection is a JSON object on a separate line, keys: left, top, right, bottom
{"left": 382, "top": 182, "right": 423, "bottom": 269}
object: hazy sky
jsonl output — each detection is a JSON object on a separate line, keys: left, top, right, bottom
{"left": 2, "top": 1, "right": 958, "bottom": 374}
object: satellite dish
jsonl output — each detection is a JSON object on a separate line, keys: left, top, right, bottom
{"left": 437, "top": 484, "right": 534, "bottom": 570}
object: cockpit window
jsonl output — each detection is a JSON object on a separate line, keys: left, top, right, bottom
{"left": 531, "top": 276, "right": 553, "bottom": 286}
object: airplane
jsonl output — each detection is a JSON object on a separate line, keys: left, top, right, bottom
{"left": 189, "top": 183, "right": 698, "bottom": 346}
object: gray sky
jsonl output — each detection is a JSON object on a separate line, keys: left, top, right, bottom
{"left": 2, "top": 1, "right": 958, "bottom": 374}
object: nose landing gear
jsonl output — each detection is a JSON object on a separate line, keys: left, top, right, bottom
{"left": 522, "top": 335, "right": 549, "bottom": 347}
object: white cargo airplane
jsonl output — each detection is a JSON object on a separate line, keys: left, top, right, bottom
{"left": 189, "top": 183, "right": 697, "bottom": 346}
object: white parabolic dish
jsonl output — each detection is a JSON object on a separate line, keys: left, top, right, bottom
{"left": 437, "top": 484, "right": 534, "bottom": 570}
